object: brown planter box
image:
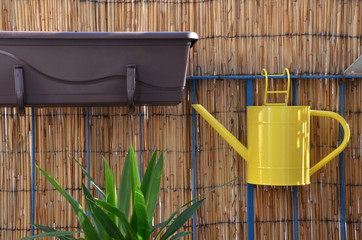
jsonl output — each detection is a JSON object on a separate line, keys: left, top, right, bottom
{"left": 0, "top": 31, "right": 198, "bottom": 113}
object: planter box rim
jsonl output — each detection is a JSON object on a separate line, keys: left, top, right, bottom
{"left": 0, "top": 31, "right": 198, "bottom": 47}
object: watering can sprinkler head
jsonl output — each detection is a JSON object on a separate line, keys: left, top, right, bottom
{"left": 192, "top": 68, "right": 350, "bottom": 186}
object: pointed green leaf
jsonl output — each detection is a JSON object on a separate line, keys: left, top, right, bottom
{"left": 169, "top": 231, "right": 191, "bottom": 240}
{"left": 69, "top": 153, "right": 106, "bottom": 201}
{"left": 154, "top": 177, "right": 238, "bottom": 239}
{"left": 82, "top": 184, "right": 106, "bottom": 238}
{"left": 30, "top": 224, "right": 77, "bottom": 240}
{"left": 84, "top": 186, "right": 124, "bottom": 240}
{"left": 154, "top": 211, "right": 178, "bottom": 239}
{"left": 128, "top": 146, "right": 142, "bottom": 236}
{"left": 117, "top": 147, "right": 132, "bottom": 232}
{"left": 129, "top": 146, "right": 141, "bottom": 200}
{"left": 95, "top": 199, "right": 138, "bottom": 240}
{"left": 21, "top": 231, "right": 81, "bottom": 240}
{"left": 140, "top": 150, "right": 157, "bottom": 195}
{"left": 36, "top": 166, "right": 100, "bottom": 240}
{"left": 143, "top": 152, "right": 163, "bottom": 223}
{"left": 134, "top": 186, "right": 151, "bottom": 240}
{"left": 152, "top": 220, "right": 170, "bottom": 233}
{"left": 104, "top": 157, "right": 118, "bottom": 227}
{"left": 160, "top": 199, "right": 205, "bottom": 240}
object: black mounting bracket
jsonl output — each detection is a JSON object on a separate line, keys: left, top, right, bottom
{"left": 127, "top": 64, "right": 136, "bottom": 113}
{"left": 14, "top": 65, "right": 25, "bottom": 115}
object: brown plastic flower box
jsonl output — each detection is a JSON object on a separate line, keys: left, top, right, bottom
{"left": 0, "top": 31, "right": 198, "bottom": 114}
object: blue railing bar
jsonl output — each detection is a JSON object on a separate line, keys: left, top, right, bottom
{"left": 139, "top": 106, "right": 142, "bottom": 180}
{"left": 292, "top": 79, "right": 299, "bottom": 240}
{"left": 31, "top": 108, "right": 35, "bottom": 235}
{"left": 339, "top": 81, "right": 346, "bottom": 240}
{"left": 246, "top": 79, "right": 254, "bottom": 240}
{"left": 192, "top": 79, "right": 197, "bottom": 240}
{"left": 187, "top": 75, "right": 362, "bottom": 80}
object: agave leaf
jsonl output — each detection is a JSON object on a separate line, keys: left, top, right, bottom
{"left": 151, "top": 220, "right": 170, "bottom": 233}
{"left": 169, "top": 231, "right": 191, "bottom": 240}
{"left": 83, "top": 186, "right": 124, "bottom": 240}
{"left": 128, "top": 146, "right": 141, "bottom": 235}
{"left": 140, "top": 150, "right": 157, "bottom": 195}
{"left": 69, "top": 153, "right": 106, "bottom": 201}
{"left": 30, "top": 224, "right": 77, "bottom": 240}
{"left": 128, "top": 209, "right": 138, "bottom": 238}
{"left": 117, "top": 147, "right": 132, "bottom": 232}
{"left": 160, "top": 199, "right": 205, "bottom": 240}
{"left": 36, "top": 166, "right": 100, "bottom": 240}
{"left": 82, "top": 184, "right": 106, "bottom": 238}
{"left": 134, "top": 185, "right": 151, "bottom": 240}
{"left": 95, "top": 199, "right": 138, "bottom": 240}
{"left": 104, "top": 157, "right": 118, "bottom": 227}
{"left": 21, "top": 231, "right": 82, "bottom": 240}
{"left": 129, "top": 146, "right": 141, "bottom": 199}
{"left": 154, "top": 177, "right": 239, "bottom": 238}
{"left": 142, "top": 152, "right": 163, "bottom": 223}
{"left": 154, "top": 208, "right": 179, "bottom": 239}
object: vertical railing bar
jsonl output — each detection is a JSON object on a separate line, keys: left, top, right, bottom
{"left": 292, "top": 79, "right": 299, "bottom": 240}
{"left": 192, "top": 78, "right": 197, "bottom": 239}
{"left": 339, "top": 81, "right": 346, "bottom": 240}
{"left": 246, "top": 79, "right": 254, "bottom": 240}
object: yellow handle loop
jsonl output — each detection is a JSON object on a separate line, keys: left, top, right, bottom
{"left": 262, "top": 68, "right": 290, "bottom": 106}
{"left": 309, "top": 110, "right": 350, "bottom": 176}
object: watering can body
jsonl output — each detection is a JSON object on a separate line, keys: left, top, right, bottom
{"left": 192, "top": 68, "right": 350, "bottom": 186}
{"left": 247, "top": 106, "right": 310, "bottom": 185}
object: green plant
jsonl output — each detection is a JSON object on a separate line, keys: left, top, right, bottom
{"left": 22, "top": 146, "right": 207, "bottom": 240}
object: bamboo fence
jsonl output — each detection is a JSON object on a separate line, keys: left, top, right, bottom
{"left": 0, "top": 0, "right": 361, "bottom": 239}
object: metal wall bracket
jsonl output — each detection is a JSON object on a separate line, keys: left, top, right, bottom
{"left": 127, "top": 64, "right": 136, "bottom": 112}
{"left": 14, "top": 65, "right": 25, "bottom": 115}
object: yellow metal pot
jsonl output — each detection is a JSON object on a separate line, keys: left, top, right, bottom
{"left": 193, "top": 68, "right": 350, "bottom": 186}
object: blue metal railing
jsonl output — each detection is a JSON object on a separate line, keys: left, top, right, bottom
{"left": 28, "top": 74, "right": 359, "bottom": 239}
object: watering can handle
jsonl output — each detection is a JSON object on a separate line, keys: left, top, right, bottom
{"left": 309, "top": 110, "right": 350, "bottom": 176}
{"left": 262, "top": 68, "right": 291, "bottom": 106}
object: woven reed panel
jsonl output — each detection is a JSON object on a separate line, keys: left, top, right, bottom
{"left": 0, "top": 0, "right": 361, "bottom": 239}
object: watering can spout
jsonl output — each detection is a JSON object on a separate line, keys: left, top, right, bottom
{"left": 192, "top": 104, "right": 249, "bottom": 161}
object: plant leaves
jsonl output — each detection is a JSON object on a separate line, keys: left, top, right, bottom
{"left": 140, "top": 150, "right": 157, "bottom": 195}
{"left": 133, "top": 185, "right": 151, "bottom": 240}
{"left": 21, "top": 231, "right": 82, "bottom": 240}
{"left": 83, "top": 186, "right": 124, "bottom": 240}
{"left": 82, "top": 184, "right": 106, "bottom": 238}
{"left": 154, "top": 209, "right": 179, "bottom": 239}
{"left": 169, "top": 231, "right": 191, "bottom": 240}
{"left": 104, "top": 157, "right": 118, "bottom": 226}
{"left": 151, "top": 221, "right": 170, "bottom": 233}
{"left": 69, "top": 153, "right": 106, "bottom": 201}
{"left": 117, "top": 147, "right": 133, "bottom": 233}
{"left": 160, "top": 199, "right": 205, "bottom": 240}
{"left": 129, "top": 146, "right": 141, "bottom": 200}
{"left": 95, "top": 199, "right": 138, "bottom": 240}
{"left": 36, "top": 165, "right": 100, "bottom": 240}
{"left": 154, "top": 177, "right": 238, "bottom": 238}
{"left": 30, "top": 224, "right": 77, "bottom": 240}
{"left": 128, "top": 146, "right": 141, "bottom": 235}
{"left": 142, "top": 152, "right": 163, "bottom": 223}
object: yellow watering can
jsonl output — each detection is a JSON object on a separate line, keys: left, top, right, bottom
{"left": 193, "top": 68, "right": 350, "bottom": 186}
